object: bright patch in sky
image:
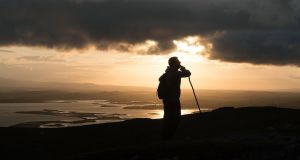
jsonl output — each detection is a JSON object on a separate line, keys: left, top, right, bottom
{"left": 1, "top": 35, "right": 300, "bottom": 91}
{"left": 171, "top": 36, "right": 206, "bottom": 63}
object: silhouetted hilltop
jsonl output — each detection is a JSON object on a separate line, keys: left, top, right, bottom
{"left": 1, "top": 106, "right": 300, "bottom": 160}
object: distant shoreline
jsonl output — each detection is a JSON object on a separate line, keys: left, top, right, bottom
{"left": 1, "top": 106, "right": 300, "bottom": 160}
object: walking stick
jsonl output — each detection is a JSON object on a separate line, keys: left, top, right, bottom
{"left": 188, "top": 76, "right": 201, "bottom": 113}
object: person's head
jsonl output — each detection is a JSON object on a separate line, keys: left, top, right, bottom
{"left": 168, "top": 56, "right": 181, "bottom": 69}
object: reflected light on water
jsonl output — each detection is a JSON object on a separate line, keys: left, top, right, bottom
{"left": 148, "top": 109, "right": 198, "bottom": 119}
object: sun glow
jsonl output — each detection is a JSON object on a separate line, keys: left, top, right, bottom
{"left": 171, "top": 36, "right": 207, "bottom": 62}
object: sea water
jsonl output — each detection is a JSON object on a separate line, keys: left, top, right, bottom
{"left": 0, "top": 100, "right": 201, "bottom": 128}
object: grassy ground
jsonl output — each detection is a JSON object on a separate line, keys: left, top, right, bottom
{"left": 1, "top": 106, "right": 300, "bottom": 160}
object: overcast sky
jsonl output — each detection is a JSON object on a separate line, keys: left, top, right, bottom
{"left": 1, "top": 0, "right": 300, "bottom": 90}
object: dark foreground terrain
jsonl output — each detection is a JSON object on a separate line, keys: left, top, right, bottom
{"left": 1, "top": 107, "right": 300, "bottom": 160}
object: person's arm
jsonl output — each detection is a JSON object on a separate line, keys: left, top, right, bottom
{"left": 179, "top": 66, "right": 191, "bottom": 77}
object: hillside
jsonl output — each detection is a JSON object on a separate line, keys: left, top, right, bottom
{"left": 1, "top": 107, "right": 300, "bottom": 160}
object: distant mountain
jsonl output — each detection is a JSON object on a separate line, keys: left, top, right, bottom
{"left": 275, "top": 88, "right": 300, "bottom": 92}
{"left": 0, "top": 77, "right": 154, "bottom": 92}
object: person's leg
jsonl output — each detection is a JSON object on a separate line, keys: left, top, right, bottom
{"left": 162, "top": 99, "right": 181, "bottom": 140}
{"left": 167, "top": 99, "right": 181, "bottom": 138}
{"left": 162, "top": 99, "right": 172, "bottom": 140}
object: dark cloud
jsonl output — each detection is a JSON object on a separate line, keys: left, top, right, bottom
{"left": 208, "top": 30, "right": 300, "bottom": 66}
{"left": 0, "top": 0, "right": 250, "bottom": 49}
{"left": 1, "top": 0, "right": 300, "bottom": 65}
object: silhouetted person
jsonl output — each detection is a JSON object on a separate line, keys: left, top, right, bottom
{"left": 160, "top": 57, "right": 191, "bottom": 140}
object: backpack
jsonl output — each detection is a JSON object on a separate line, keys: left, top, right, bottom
{"left": 157, "top": 73, "right": 167, "bottom": 99}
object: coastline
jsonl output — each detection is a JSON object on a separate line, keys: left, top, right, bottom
{"left": 1, "top": 106, "right": 300, "bottom": 160}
